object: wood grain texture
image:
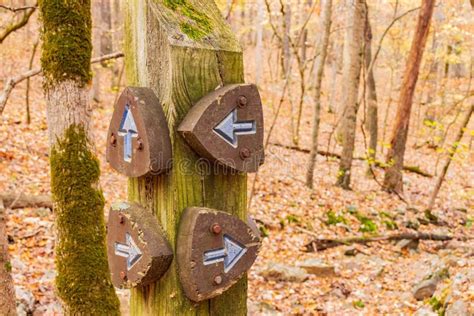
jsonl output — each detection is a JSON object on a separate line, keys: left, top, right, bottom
{"left": 124, "top": 0, "right": 247, "bottom": 314}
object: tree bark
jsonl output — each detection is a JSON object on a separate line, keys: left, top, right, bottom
{"left": 305, "top": 0, "right": 332, "bottom": 188}
{"left": 25, "top": 40, "right": 39, "bottom": 124}
{"left": 281, "top": 3, "right": 291, "bottom": 76}
{"left": 91, "top": 0, "right": 113, "bottom": 102}
{"left": 0, "top": 200, "right": 16, "bottom": 316}
{"left": 383, "top": 0, "right": 436, "bottom": 193}
{"left": 364, "top": 8, "right": 378, "bottom": 174}
{"left": 428, "top": 104, "right": 473, "bottom": 210}
{"left": 255, "top": 0, "right": 264, "bottom": 85}
{"left": 39, "top": 0, "right": 120, "bottom": 314}
{"left": 92, "top": 5, "right": 102, "bottom": 103}
{"left": 327, "top": 36, "right": 343, "bottom": 114}
{"left": 336, "top": 0, "right": 366, "bottom": 189}
{"left": 124, "top": 0, "right": 247, "bottom": 314}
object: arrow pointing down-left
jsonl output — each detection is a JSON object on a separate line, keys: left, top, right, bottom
{"left": 115, "top": 233, "right": 142, "bottom": 270}
{"left": 118, "top": 105, "right": 138, "bottom": 163}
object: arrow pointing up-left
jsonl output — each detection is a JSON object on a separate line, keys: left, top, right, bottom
{"left": 118, "top": 105, "right": 138, "bottom": 163}
{"left": 114, "top": 233, "right": 142, "bottom": 270}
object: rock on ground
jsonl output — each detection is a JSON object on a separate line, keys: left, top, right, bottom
{"left": 260, "top": 262, "right": 309, "bottom": 282}
{"left": 297, "top": 258, "right": 336, "bottom": 277}
{"left": 413, "top": 278, "right": 438, "bottom": 301}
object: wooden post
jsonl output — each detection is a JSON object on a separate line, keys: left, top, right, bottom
{"left": 124, "top": 1, "right": 247, "bottom": 315}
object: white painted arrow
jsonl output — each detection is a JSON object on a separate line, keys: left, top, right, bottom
{"left": 213, "top": 109, "right": 256, "bottom": 148}
{"left": 203, "top": 235, "right": 247, "bottom": 273}
{"left": 114, "top": 233, "right": 142, "bottom": 270}
{"left": 118, "top": 105, "right": 138, "bottom": 163}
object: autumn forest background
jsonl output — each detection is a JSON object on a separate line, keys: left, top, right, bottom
{"left": 0, "top": 0, "right": 473, "bottom": 315}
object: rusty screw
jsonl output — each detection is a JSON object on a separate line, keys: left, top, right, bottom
{"left": 210, "top": 223, "right": 222, "bottom": 235}
{"left": 239, "top": 147, "right": 251, "bottom": 160}
{"left": 110, "top": 133, "right": 117, "bottom": 146}
{"left": 120, "top": 271, "right": 127, "bottom": 281}
{"left": 214, "top": 275, "right": 222, "bottom": 285}
{"left": 119, "top": 215, "right": 125, "bottom": 224}
{"left": 136, "top": 138, "right": 144, "bottom": 151}
{"left": 238, "top": 95, "right": 248, "bottom": 107}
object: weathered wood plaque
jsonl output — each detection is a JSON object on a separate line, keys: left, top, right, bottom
{"left": 106, "top": 87, "right": 172, "bottom": 177}
{"left": 178, "top": 84, "right": 264, "bottom": 173}
{"left": 177, "top": 207, "right": 261, "bottom": 302}
{"left": 107, "top": 202, "right": 173, "bottom": 288}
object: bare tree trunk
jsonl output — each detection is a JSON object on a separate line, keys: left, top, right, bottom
{"left": 336, "top": 0, "right": 366, "bottom": 189}
{"left": 364, "top": 9, "right": 378, "bottom": 174}
{"left": 327, "top": 36, "right": 343, "bottom": 114}
{"left": 0, "top": 200, "right": 16, "bottom": 316}
{"left": 255, "top": 0, "right": 264, "bottom": 85}
{"left": 91, "top": 0, "right": 113, "bottom": 103}
{"left": 25, "top": 39, "right": 39, "bottom": 124}
{"left": 306, "top": 0, "right": 332, "bottom": 188}
{"left": 428, "top": 104, "right": 473, "bottom": 210}
{"left": 299, "top": 0, "right": 312, "bottom": 64}
{"left": 99, "top": 0, "right": 112, "bottom": 58}
{"left": 281, "top": 3, "right": 291, "bottom": 76}
{"left": 111, "top": 0, "right": 123, "bottom": 87}
{"left": 92, "top": 2, "right": 102, "bottom": 103}
{"left": 383, "top": 0, "right": 436, "bottom": 193}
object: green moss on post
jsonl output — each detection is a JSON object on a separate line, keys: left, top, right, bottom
{"left": 50, "top": 125, "right": 120, "bottom": 315}
{"left": 39, "top": 0, "right": 92, "bottom": 87}
{"left": 126, "top": 0, "right": 247, "bottom": 315}
{"left": 161, "top": 0, "right": 212, "bottom": 39}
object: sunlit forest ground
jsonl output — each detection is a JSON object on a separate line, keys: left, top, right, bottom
{"left": 0, "top": 0, "right": 473, "bottom": 314}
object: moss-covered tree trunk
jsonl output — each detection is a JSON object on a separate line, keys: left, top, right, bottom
{"left": 39, "top": 0, "right": 120, "bottom": 314}
{"left": 124, "top": 0, "right": 247, "bottom": 315}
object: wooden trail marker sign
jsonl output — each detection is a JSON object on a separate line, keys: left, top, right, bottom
{"left": 106, "top": 87, "right": 172, "bottom": 177}
{"left": 177, "top": 207, "right": 261, "bottom": 302}
{"left": 107, "top": 202, "right": 173, "bottom": 288}
{"left": 178, "top": 84, "right": 264, "bottom": 173}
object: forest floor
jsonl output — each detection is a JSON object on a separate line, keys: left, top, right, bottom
{"left": 1, "top": 23, "right": 473, "bottom": 316}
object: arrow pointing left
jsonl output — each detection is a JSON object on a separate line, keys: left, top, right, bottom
{"left": 114, "top": 233, "right": 142, "bottom": 270}
{"left": 213, "top": 109, "right": 256, "bottom": 147}
{"left": 118, "top": 105, "right": 138, "bottom": 163}
{"left": 203, "top": 235, "right": 247, "bottom": 273}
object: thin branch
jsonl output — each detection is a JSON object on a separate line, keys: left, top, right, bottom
{"left": 365, "top": 6, "right": 421, "bottom": 79}
{"left": 0, "top": 4, "right": 36, "bottom": 43}
{"left": 0, "top": 4, "right": 37, "bottom": 12}
{"left": 224, "top": 0, "right": 237, "bottom": 20}
{"left": 0, "top": 51, "right": 124, "bottom": 114}
{"left": 270, "top": 142, "right": 433, "bottom": 178}
{"left": 302, "top": 230, "right": 471, "bottom": 252}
